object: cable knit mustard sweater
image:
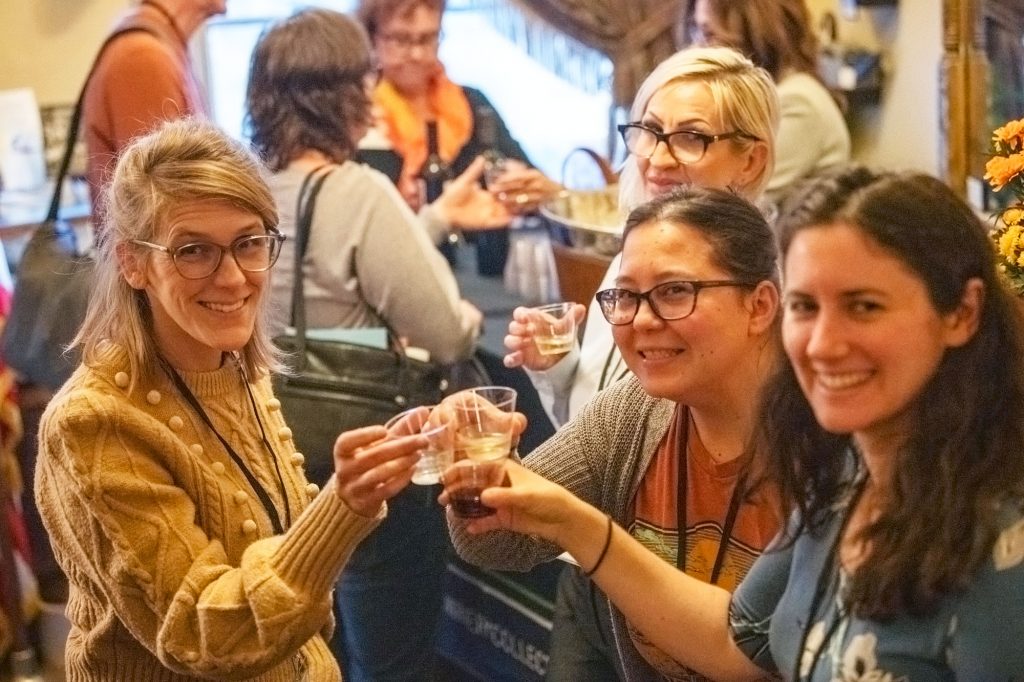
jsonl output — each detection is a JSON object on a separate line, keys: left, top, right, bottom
{"left": 35, "top": 345, "right": 382, "bottom": 680}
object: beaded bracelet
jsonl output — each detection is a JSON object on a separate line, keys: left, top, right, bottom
{"left": 583, "top": 514, "right": 614, "bottom": 578}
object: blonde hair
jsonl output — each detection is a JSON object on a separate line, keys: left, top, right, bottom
{"left": 618, "top": 46, "right": 779, "bottom": 212}
{"left": 74, "top": 118, "right": 284, "bottom": 384}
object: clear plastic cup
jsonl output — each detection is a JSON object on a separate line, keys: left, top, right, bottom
{"left": 529, "top": 302, "right": 577, "bottom": 356}
{"left": 384, "top": 405, "right": 454, "bottom": 486}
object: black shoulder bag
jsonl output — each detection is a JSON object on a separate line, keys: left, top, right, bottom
{"left": 272, "top": 166, "right": 448, "bottom": 485}
{"left": 1, "top": 25, "right": 156, "bottom": 389}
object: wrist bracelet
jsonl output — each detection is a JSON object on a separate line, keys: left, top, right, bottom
{"left": 583, "top": 514, "right": 614, "bottom": 578}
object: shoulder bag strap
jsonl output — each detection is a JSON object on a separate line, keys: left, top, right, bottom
{"left": 47, "top": 24, "right": 160, "bottom": 226}
{"left": 288, "top": 165, "right": 334, "bottom": 360}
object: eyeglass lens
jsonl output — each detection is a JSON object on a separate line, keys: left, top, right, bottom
{"left": 621, "top": 126, "right": 709, "bottom": 164}
{"left": 382, "top": 30, "right": 441, "bottom": 50}
{"left": 599, "top": 281, "right": 698, "bottom": 324}
{"left": 174, "top": 235, "right": 281, "bottom": 279}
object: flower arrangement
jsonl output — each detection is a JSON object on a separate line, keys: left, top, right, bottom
{"left": 984, "top": 116, "right": 1024, "bottom": 295}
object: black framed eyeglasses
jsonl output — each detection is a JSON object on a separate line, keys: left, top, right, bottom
{"left": 596, "top": 280, "right": 754, "bottom": 325}
{"left": 617, "top": 123, "right": 758, "bottom": 165}
{"left": 379, "top": 28, "right": 443, "bottom": 51}
{"left": 132, "top": 230, "right": 285, "bottom": 280}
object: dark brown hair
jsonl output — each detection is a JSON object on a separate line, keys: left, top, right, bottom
{"left": 356, "top": 0, "right": 446, "bottom": 42}
{"left": 764, "top": 166, "right": 1024, "bottom": 618}
{"left": 245, "top": 8, "right": 373, "bottom": 171}
{"left": 679, "top": 0, "right": 819, "bottom": 82}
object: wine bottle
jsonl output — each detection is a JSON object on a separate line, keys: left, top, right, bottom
{"left": 420, "top": 120, "right": 450, "bottom": 203}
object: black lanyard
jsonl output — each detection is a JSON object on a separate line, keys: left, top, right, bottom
{"left": 675, "top": 412, "right": 747, "bottom": 585}
{"left": 598, "top": 345, "right": 631, "bottom": 392}
{"left": 161, "top": 358, "right": 291, "bottom": 535}
{"left": 793, "top": 473, "right": 868, "bottom": 681}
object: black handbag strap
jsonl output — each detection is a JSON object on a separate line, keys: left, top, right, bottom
{"left": 47, "top": 23, "right": 159, "bottom": 224}
{"left": 287, "top": 166, "right": 409, "bottom": 366}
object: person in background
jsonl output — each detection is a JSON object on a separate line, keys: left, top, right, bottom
{"left": 453, "top": 186, "right": 786, "bottom": 681}
{"left": 34, "top": 118, "right": 427, "bottom": 680}
{"left": 356, "top": 0, "right": 561, "bottom": 276}
{"left": 680, "top": 0, "right": 850, "bottom": 203}
{"left": 245, "top": 9, "right": 483, "bottom": 365}
{"left": 453, "top": 167, "right": 1024, "bottom": 680}
{"left": 83, "top": 0, "right": 226, "bottom": 214}
{"left": 245, "top": 9, "right": 485, "bottom": 681}
{"left": 506, "top": 47, "right": 778, "bottom": 427}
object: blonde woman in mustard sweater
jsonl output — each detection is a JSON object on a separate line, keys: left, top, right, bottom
{"left": 34, "top": 119, "right": 425, "bottom": 681}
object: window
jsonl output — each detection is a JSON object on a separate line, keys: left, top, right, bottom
{"left": 200, "top": 1, "right": 612, "bottom": 181}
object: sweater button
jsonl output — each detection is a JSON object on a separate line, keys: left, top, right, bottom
{"left": 267, "top": 398, "right": 281, "bottom": 411}
{"left": 233, "top": 490, "right": 248, "bottom": 505}
{"left": 242, "top": 519, "right": 258, "bottom": 535}
{"left": 291, "top": 452, "right": 305, "bottom": 467}
{"left": 278, "top": 426, "right": 293, "bottom": 441}
{"left": 212, "top": 462, "right": 226, "bottom": 475}
{"left": 306, "top": 483, "right": 320, "bottom": 497}
{"left": 114, "top": 371, "right": 129, "bottom": 388}
{"left": 169, "top": 415, "right": 184, "bottom": 431}
{"left": 190, "top": 443, "right": 203, "bottom": 455}
{"left": 146, "top": 390, "right": 161, "bottom": 405}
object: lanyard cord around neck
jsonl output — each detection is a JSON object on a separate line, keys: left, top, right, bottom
{"left": 141, "top": 0, "right": 187, "bottom": 45}
{"left": 160, "top": 358, "right": 291, "bottom": 535}
{"left": 598, "top": 344, "right": 630, "bottom": 392}
{"left": 792, "top": 472, "right": 868, "bottom": 681}
{"left": 675, "top": 412, "right": 747, "bottom": 584}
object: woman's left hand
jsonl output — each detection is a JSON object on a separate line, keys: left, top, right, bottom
{"left": 333, "top": 425, "right": 425, "bottom": 516}
{"left": 488, "top": 163, "right": 562, "bottom": 215}
{"left": 434, "top": 157, "right": 512, "bottom": 229}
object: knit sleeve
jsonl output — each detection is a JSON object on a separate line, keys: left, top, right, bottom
{"left": 35, "top": 392, "right": 378, "bottom": 680}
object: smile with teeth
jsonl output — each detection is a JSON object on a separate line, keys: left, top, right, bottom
{"left": 639, "top": 349, "right": 683, "bottom": 360}
{"left": 815, "top": 370, "right": 871, "bottom": 390}
{"left": 202, "top": 298, "right": 247, "bottom": 313}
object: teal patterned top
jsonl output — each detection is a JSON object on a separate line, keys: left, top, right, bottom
{"left": 729, "top": 494, "right": 1024, "bottom": 681}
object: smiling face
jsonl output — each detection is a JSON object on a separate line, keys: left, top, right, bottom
{"left": 374, "top": 3, "right": 443, "bottom": 97}
{"left": 782, "top": 223, "right": 972, "bottom": 452}
{"left": 612, "top": 219, "right": 760, "bottom": 404}
{"left": 637, "top": 80, "right": 765, "bottom": 201}
{"left": 122, "top": 199, "right": 268, "bottom": 371}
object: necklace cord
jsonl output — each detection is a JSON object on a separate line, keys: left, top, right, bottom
{"left": 792, "top": 473, "right": 868, "bottom": 680}
{"left": 141, "top": 0, "right": 187, "bottom": 45}
{"left": 160, "top": 357, "right": 291, "bottom": 535}
{"left": 675, "top": 409, "right": 747, "bottom": 585}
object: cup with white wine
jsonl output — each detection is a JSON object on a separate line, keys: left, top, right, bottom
{"left": 445, "top": 386, "right": 518, "bottom": 518}
{"left": 529, "top": 302, "right": 577, "bottom": 356}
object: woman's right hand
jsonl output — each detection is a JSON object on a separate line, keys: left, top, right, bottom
{"left": 503, "top": 304, "right": 586, "bottom": 371}
{"left": 333, "top": 425, "right": 425, "bottom": 517}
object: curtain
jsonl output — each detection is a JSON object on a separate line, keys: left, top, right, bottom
{"left": 509, "top": 0, "right": 683, "bottom": 107}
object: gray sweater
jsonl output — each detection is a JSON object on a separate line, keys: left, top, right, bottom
{"left": 450, "top": 376, "right": 676, "bottom": 681}
{"left": 267, "top": 162, "right": 479, "bottom": 364}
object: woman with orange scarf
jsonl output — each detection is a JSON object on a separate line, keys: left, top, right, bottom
{"left": 357, "top": 0, "right": 560, "bottom": 277}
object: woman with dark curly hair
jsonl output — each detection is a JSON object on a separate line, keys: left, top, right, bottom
{"left": 451, "top": 167, "right": 1024, "bottom": 679}
{"left": 246, "top": 8, "right": 486, "bottom": 363}
{"left": 245, "top": 10, "right": 489, "bottom": 680}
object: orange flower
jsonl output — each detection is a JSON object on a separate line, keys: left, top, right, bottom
{"left": 993, "top": 118, "right": 1024, "bottom": 151}
{"left": 985, "top": 153, "right": 1024, "bottom": 192}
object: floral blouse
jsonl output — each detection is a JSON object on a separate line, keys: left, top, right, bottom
{"left": 729, "top": 500, "right": 1024, "bottom": 680}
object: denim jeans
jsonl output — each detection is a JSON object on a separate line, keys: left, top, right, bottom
{"left": 333, "top": 482, "right": 449, "bottom": 682}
